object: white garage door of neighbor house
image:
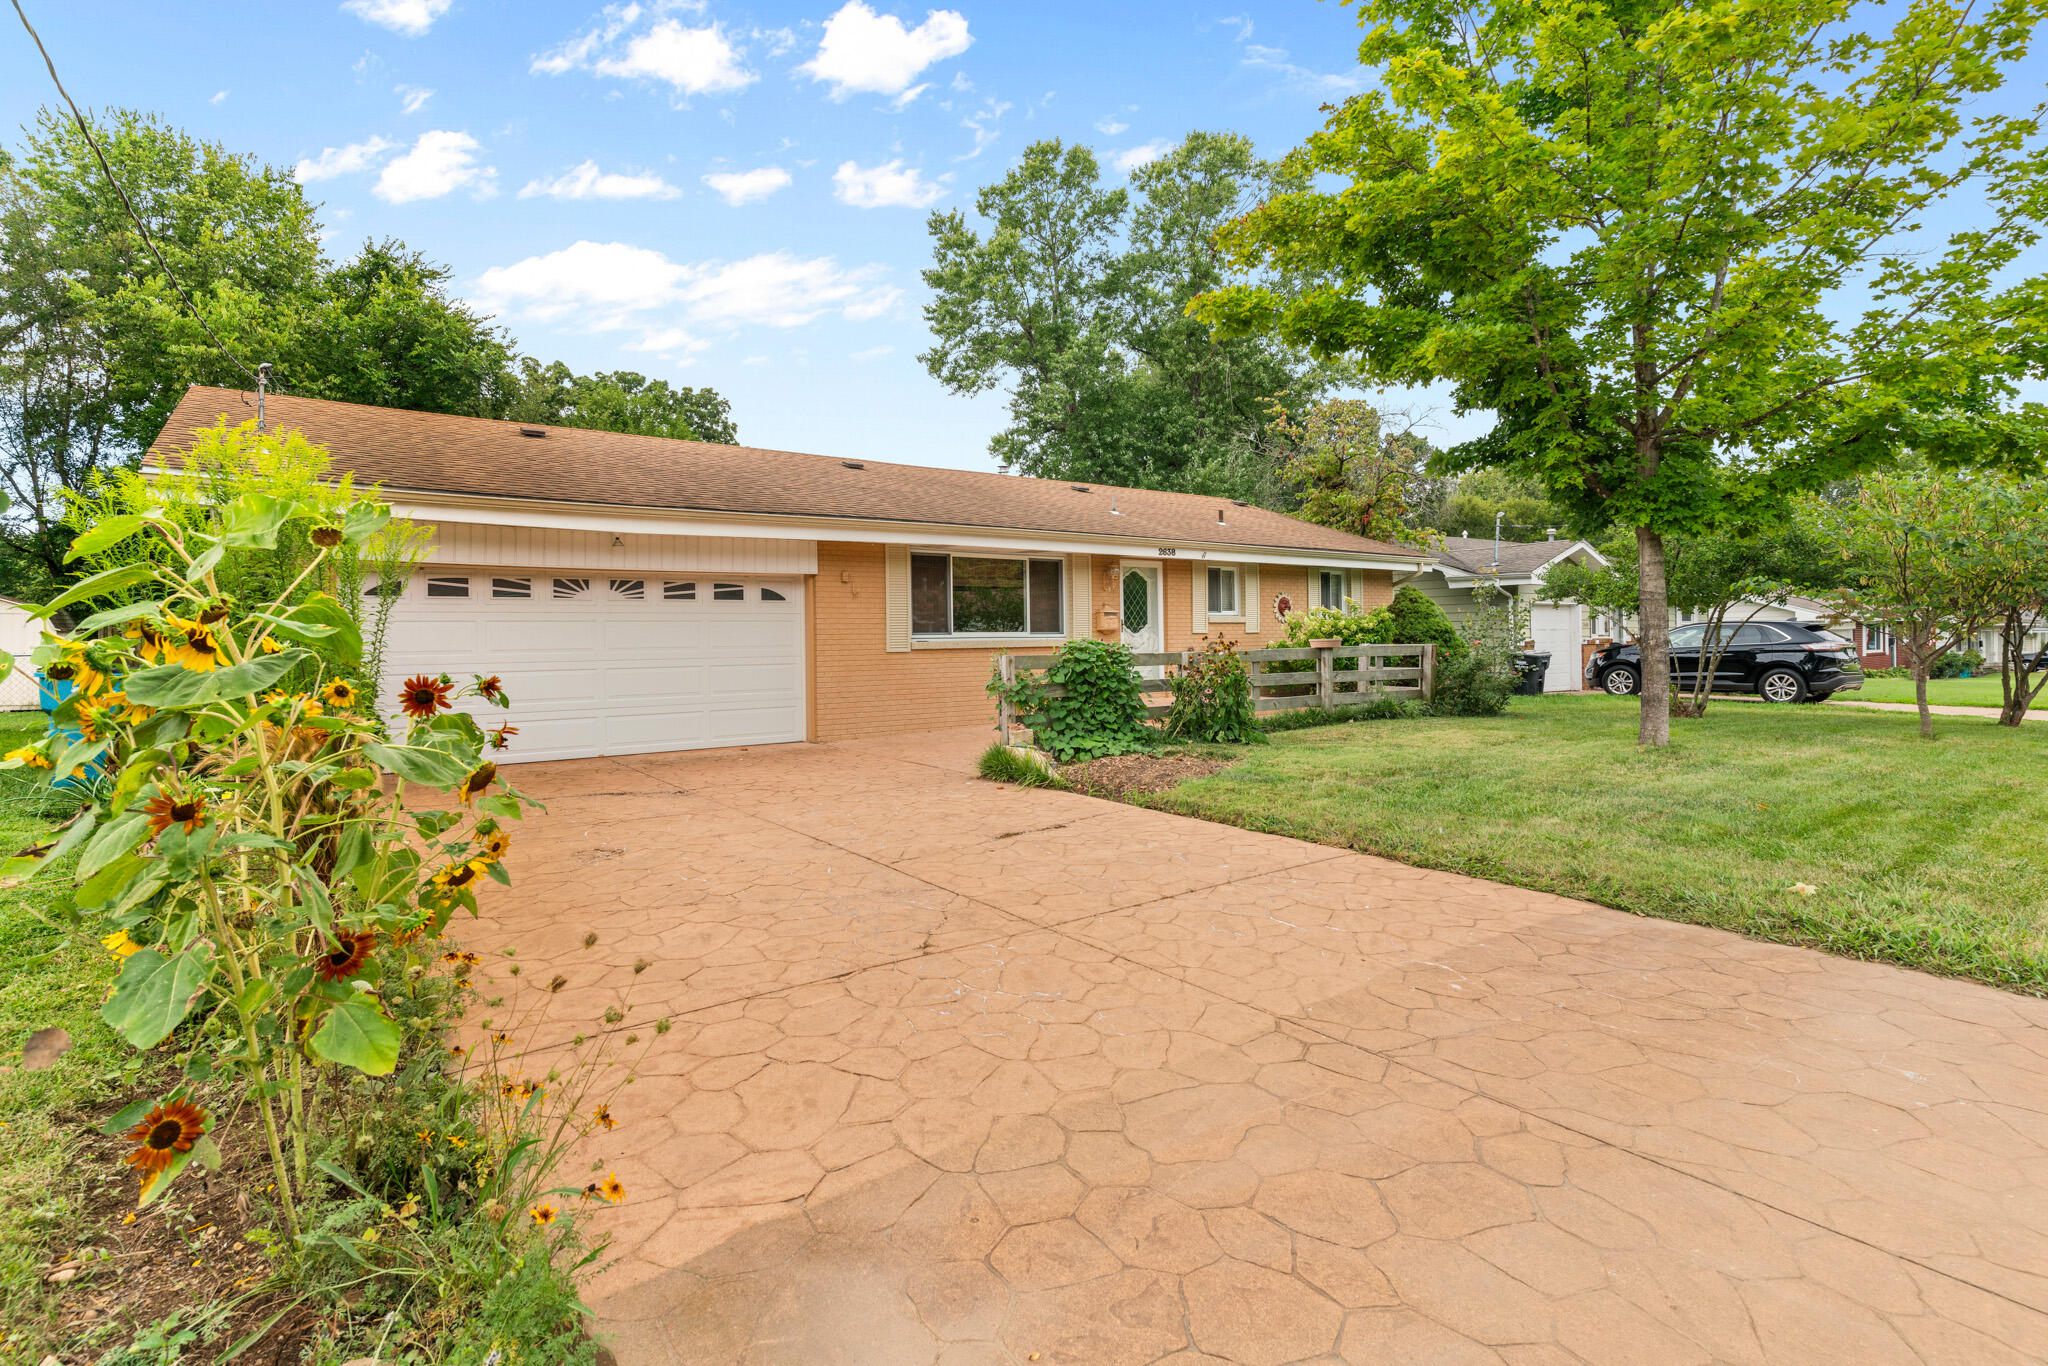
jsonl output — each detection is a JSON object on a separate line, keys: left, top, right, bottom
{"left": 1529, "top": 603, "right": 1582, "bottom": 693}
{"left": 378, "top": 571, "right": 806, "bottom": 764}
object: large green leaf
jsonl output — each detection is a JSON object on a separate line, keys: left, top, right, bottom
{"left": 221, "top": 493, "right": 302, "bottom": 549}
{"left": 40, "top": 563, "right": 160, "bottom": 617}
{"left": 120, "top": 665, "right": 219, "bottom": 708}
{"left": 309, "top": 995, "right": 400, "bottom": 1075}
{"left": 283, "top": 592, "right": 360, "bottom": 666}
{"left": 206, "top": 649, "right": 309, "bottom": 701}
{"left": 342, "top": 503, "right": 391, "bottom": 546}
{"left": 76, "top": 811, "right": 149, "bottom": 883}
{"left": 66, "top": 514, "right": 149, "bottom": 561}
{"left": 363, "top": 742, "right": 470, "bottom": 788}
{"left": 102, "top": 942, "right": 215, "bottom": 1049}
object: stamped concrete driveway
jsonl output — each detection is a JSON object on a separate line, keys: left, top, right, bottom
{"left": 473, "top": 728, "right": 2048, "bottom": 1366}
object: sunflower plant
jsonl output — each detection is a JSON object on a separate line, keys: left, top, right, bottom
{"left": 0, "top": 490, "right": 532, "bottom": 1239}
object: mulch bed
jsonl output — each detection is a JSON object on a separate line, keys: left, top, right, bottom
{"left": 35, "top": 1094, "right": 317, "bottom": 1365}
{"left": 1061, "top": 752, "right": 1236, "bottom": 800}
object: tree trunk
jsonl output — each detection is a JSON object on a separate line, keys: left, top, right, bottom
{"left": 1636, "top": 526, "right": 1671, "bottom": 747}
{"left": 1913, "top": 650, "right": 1934, "bottom": 739}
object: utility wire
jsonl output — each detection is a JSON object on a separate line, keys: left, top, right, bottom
{"left": 9, "top": 0, "right": 265, "bottom": 390}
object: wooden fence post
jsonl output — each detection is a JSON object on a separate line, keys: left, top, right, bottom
{"left": 1317, "top": 645, "right": 1335, "bottom": 712}
{"left": 1420, "top": 643, "right": 1437, "bottom": 703}
{"left": 998, "top": 653, "right": 1015, "bottom": 745}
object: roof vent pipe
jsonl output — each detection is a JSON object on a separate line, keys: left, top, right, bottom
{"left": 1217, "top": 509, "right": 1226, "bottom": 524}
{"left": 1111, "top": 492, "right": 1122, "bottom": 515}
{"left": 1546, "top": 527, "right": 1557, "bottom": 540}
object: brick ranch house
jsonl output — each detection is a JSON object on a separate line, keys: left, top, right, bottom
{"left": 152, "top": 387, "right": 1431, "bottom": 764}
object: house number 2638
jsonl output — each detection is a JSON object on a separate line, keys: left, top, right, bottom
{"left": 1156, "top": 548, "right": 1178, "bottom": 556}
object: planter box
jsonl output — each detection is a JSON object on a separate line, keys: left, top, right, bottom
{"left": 1308, "top": 638, "right": 1342, "bottom": 649}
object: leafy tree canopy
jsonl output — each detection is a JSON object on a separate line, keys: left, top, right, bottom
{"left": 503, "top": 359, "right": 738, "bottom": 444}
{"left": 922, "top": 133, "right": 1335, "bottom": 500}
{"left": 1194, "top": 0, "right": 2048, "bottom": 744}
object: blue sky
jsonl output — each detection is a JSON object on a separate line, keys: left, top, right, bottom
{"left": 1, "top": 0, "right": 1386, "bottom": 471}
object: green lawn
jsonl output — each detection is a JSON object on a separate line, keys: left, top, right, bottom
{"left": 1851, "top": 675, "right": 2025, "bottom": 709}
{"left": 0, "top": 709, "right": 120, "bottom": 1357}
{"left": 1145, "top": 694, "right": 2048, "bottom": 992}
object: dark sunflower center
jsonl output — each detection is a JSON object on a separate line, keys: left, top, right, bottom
{"left": 327, "top": 944, "right": 355, "bottom": 966}
{"left": 171, "top": 802, "right": 200, "bottom": 822}
{"left": 146, "top": 1119, "right": 182, "bottom": 1150}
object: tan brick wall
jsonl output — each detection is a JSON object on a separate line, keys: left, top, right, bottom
{"left": 807, "top": 542, "right": 1400, "bottom": 741}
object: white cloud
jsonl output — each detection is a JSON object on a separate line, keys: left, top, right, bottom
{"left": 294, "top": 136, "right": 397, "bottom": 183}
{"left": 958, "top": 98, "right": 1010, "bottom": 159}
{"left": 342, "top": 0, "right": 452, "bottom": 37}
{"left": 851, "top": 344, "right": 893, "bottom": 361}
{"left": 374, "top": 130, "right": 497, "bottom": 202}
{"left": 474, "top": 241, "right": 898, "bottom": 340}
{"left": 832, "top": 159, "right": 944, "bottom": 209}
{"left": 624, "top": 326, "right": 705, "bottom": 356}
{"left": 209, "top": 90, "right": 229, "bottom": 105}
{"left": 1218, "top": 13, "right": 1253, "bottom": 41}
{"left": 800, "top": 2, "right": 971, "bottom": 102}
{"left": 1094, "top": 116, "right": 1127, "bottom": 135}
{"left": 703, "top": 166, "right": 792, "bottom": 206}
{"left": 1238, "top": 42, "right": 1365, "bottom": 98}
{"left": 395, "top": 83, "right": 434, "bottom": 113}
{"left": 535, "top": 7, "right": 753, "bottom": 98}
{"left": 519, "top": 160, "right": 681, "bottom": 200}
{"left": 1112, "top": 141, "right": 1172, "bottom": 174}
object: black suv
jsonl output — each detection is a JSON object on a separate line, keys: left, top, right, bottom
{"left": 1587, "top": 621, "right": 1864, "bottom": 703}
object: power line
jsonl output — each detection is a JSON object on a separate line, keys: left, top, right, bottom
{"left": 9, "top": 0, "right": 265, "bottom": 391}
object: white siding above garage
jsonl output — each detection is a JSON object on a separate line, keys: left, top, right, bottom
{"left": 416, "top": 521, "right": 816, "bottom": 576}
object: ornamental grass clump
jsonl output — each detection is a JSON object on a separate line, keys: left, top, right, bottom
{"left": 0, "top": 482, "right": 533, "bottom": 1241}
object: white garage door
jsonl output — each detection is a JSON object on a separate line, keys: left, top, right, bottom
{"left": 378, "top": 570, "right": 806, "bottom": 763}
{"left": 1529, "top": 602, "right": 1582, "bottom": 693}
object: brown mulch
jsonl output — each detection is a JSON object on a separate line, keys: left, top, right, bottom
{"left": 34, "top": 1093, "right": 318, "bottom": 1366}
{"left": 1062, "top": 751, "right": 1237, "bottom": 800}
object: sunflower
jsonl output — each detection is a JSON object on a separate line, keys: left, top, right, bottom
{"left": 4, "top": 745, "right": 50, "bottom": 770}
{"left": 44, "top": 652, "right": 108, "bottom": 697}
{"left": 165, "top": 616, "right": 225, "bottom": 673}
{"left": 310, "top": 525, "right": 343, "bottom": 548}
{"left": 108, "top": 692, "right": 154, "bottom": 725}
{"left": 591, "top": 1104, "right": 617, "bottom": 1131}
{"left": 257, "top": 635, "right": 285, "bottom": 654}
{"left": 458, "top": 762, "right": 497, "bottom": 806}
{"left": 143, "top": 790, "right": 208, "bottom": 838}
{"left": 313, "top": 928, "right": 377, "bottom": 982}
{"left": 477, "top": 675, "right": 505, "bottom": 702}
{"left": 477, "top": 827, "right": 512, "bottom": 864}
{"left": 432, "top": 860, "right": 488, "bottom": 895}
{"left": 101, "top": 930, "right": 141, "bottom": 957}
{"left": 529, "top": 1203, "right": 558, "bottom": 1227}
{"left": 122, "top": 1098, "right": 208, "bottom": 1183}
{"left": 398, "top": 675, "right": 452, "bottom": 718}
{"left": 322, "top": 678, "right": 359, "bottom": 709}
{"left": 126, "top": 621, "right": 174, "bottom": 665}
{"left": 488, "top": 724, "right": 518, "bottom": 751}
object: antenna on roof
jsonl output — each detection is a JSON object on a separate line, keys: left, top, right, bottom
{"left": 1111, "top": 492, "right": 1122, "bottom": 515}
{"left": 256, "top": 361, "right": 272, "bottom": 432}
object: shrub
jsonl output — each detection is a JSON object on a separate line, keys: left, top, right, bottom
{"left": 1931, "top": 649, "right": 1986, "bottom": 678}
{"left": 989, "top": 639, "right": 1154, "bottom": 763}
{"left": 977, "top": 743, "right": 1056, "bottom": 786}
{"left": 1259, "top": 692, "right": 1423, "bottom": 731}
{"left": 1163, "top": 637, "right": 1265, "bottom": 745}
{"left": 1380, "top": 585, "right": 1468, "bottom": 664}
{"left": 1427, "top": 594, "right": 1521, "bottom": 716}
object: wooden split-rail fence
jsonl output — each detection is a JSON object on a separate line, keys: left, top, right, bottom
{"left": 996, "top": 642, "right": 1438, "bottom": 746}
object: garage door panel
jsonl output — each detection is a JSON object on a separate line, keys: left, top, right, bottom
{"left": 381, "top": 571, "right": 805, "bottom": 763}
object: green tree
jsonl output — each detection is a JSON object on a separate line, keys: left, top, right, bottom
{"left": 922, "top": 134, "right": 1327, "bottom": 498}
{"left": 1195, "top": 0, "right": 2048, "bottom": 747}
{"left": 503, "top": 359, "right": 738, "bottom": 443}
{"left": 1972, "top": 480, "right": 2048, "bottom": 726}
{"left": 287, "top": 239, "right": 515, "bottom": 419}
{"left": 0, "top": 107, "right": 321, "bottom": 580}
{"left": 1426, "top": 469, "right": 1577, "bottom": 542}
{"left": 1267, "top": 399, "right": 1436, "bottom": 541}
{"left": 1803, "top": 469, "right": 2000, "bottom": 737}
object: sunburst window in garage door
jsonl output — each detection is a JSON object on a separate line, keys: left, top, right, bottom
{"left": 664, "top": 581, "right": 696, "bottom": 600}
{"left": 426, "top": 576, "right": 468, "bottom": 597}
{"left": 761, "top": 587, "right": 786, "bottom": 601}
{"left": 610, "top": 579, "right": 645, "bottom": 599}
{"left": 493, "top": 577, "right": 531, "bottom": 598}
{"left": 553, "top": 578, "right": 591, "bottom": 599}
{"left": 713, "top": 583, "right": 744, "bottom": 600}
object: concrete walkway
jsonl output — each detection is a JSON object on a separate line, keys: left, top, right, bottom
{"left": 471, "top": 728, "right": 2048, "bottom": 1366}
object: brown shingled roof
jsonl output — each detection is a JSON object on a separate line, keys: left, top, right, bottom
{"left": 151, "top": 387, "right": 1424, "bottom": 561}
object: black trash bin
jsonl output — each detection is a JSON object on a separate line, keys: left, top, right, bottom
{"left": 1513, "top": 652, "right": 1551, "bottom": 695}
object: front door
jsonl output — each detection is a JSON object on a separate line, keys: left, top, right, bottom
{"left": 1120, "top": 566, "right": 1162, "bottom": 676}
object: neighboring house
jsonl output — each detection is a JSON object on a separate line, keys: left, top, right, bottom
{"left": 149, "top": 387, "right": 1431, "bottom": 764}
{"left": 1399, "top": 534, "right": 1610, "bottom": 692}
{"left": 0, "top": 597, "right": 41, "bottom": 710}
